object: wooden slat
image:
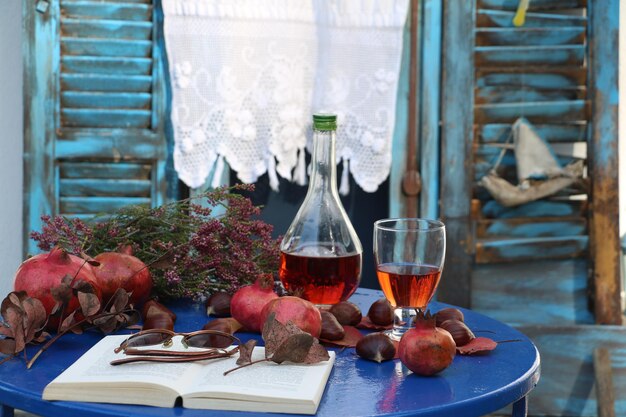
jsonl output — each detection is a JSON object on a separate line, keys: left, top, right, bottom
{"left": 60, "top": 196, "right": 150, "bottom": 214}
{"left": 61, "top": 1, "right": 152, "bottom": 21}
{"left": 478, "top": 123, "right": 588, "bottom": 143}
{"left": 475, "top": 100, "right": 587, "bottom": 123}
{"left": 475, "top": 86, "right": 585, "bottom": 104}
{"left": 419, "top": 0, "right": 442, "bottom": 219}
{"left": 589, "top": 0, "right": 621, "bottom": 325}
{"left": 475, "top": 45, "right": 585, "bottom": 67}
{"left": 475, "top": 235, "right": 587, "bottom": 263}
{"left": 61, "top": 108, "right": 151, "bottom": 128}
{"left": 476, "top": 217, "right": 586, "bottom": 238}
{"left": 476, "top": 67, "right": 586, "bottom": 89}
{"left": 59, "top": 162, "right": 151, "bottom": 179}
{"left": 61, "top": 92, "right": 151, "bottom": 109}
{"left": 476, "top": 27, "right": 585, "bottom": 47}
{"left": 481, "top": 199, "right": 587, "bottom": 219}
{"left": 594, "top": 348, "right": 617, "bottom": 417}
{"left": 56, "top": 134, "right": 162, "bottom": 159}
{"left": 62, "top": 56, "right": 152, "bottom": 75}
{"left": 61, "top": 38, "right": 151, "bottom": 57}
{"left": 477, "top": 0, "right": 587, "bottom": 11}
{"left": 472, "top": 259, "right": 593, "bottom": 326}
{"left": 59, "top": 178, "right": 151, "bottom": 197}
{"left": 61, "top": 19, "right": 152, "bottom": 40}
{"left": 439, "top": 0, "right": 475, "bottom": 308}
{"left": 514, "top": 325, "right": 626, "bottom": 417}
{"left": 476, "top": 9, "right": 587, "bottom": 28}
{"left": 61, "top": 74, "right": 151, "bottom": 92}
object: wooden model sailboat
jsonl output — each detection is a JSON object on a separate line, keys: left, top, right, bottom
{"left": 479, "top": 117, "right": 584, "bottom": 207}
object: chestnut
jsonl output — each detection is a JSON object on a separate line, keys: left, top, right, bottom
{"left": 202, "top": 320, "right": 233, "bottom": 334}
{"left": 142, "top": 315, "right": 174, "bottom": 331}
{"left": 320, "top": 311, "right": 346, "bottom": 341}
{"left": 439, "top": 319, "right": 474, "bottom": 346}
{"left": 206, "top": 292, "right": 232, "bottom": 317}
{"left": 356, "top": 333, "right": 396, "bottom": 363}
{"left": 329, "top": 301, "right": 362, "bottom": 326}
{"left": 435, "top": 307, "right": 464, "bottom": 327}
{"left": 367, "top": 298, "right": 394, "bottom": 326}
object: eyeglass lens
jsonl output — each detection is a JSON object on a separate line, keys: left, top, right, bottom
{"left": 125, "top": 332, "right": 172, "bottom": 348}
{"left": 184, "top": 333, "right": 234, "bottom": 349}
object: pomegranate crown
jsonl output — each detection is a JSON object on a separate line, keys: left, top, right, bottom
{"left": 254, "top": 273, "right": 275, "bottom": 290}
{"left": 413, "top": 310, "right": 437, "bottom": 329}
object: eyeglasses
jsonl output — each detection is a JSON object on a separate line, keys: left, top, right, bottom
{"left": 111, "top": 329, "right": 241, "bottom": 366}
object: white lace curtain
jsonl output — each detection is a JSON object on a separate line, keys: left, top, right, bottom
{"left": 163, "top": 0, "right": 409, "bottom": 194}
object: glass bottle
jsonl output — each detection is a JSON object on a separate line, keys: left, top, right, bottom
{"left": 279, "top": 113, "right": 363, "bottom": 306}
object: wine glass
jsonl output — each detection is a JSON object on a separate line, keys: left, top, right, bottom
{"left": 373, "top": 218, "right": 446, "bottom": 340}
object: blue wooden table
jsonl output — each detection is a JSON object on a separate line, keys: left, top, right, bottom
{"left": 0, "top": 289, "right": 539, "bottom": 417}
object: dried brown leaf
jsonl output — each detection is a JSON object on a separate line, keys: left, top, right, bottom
{"left": 357, "top": 316, "right": 393, "bottom": 331}
{"left": 320, "top": 325, "right": 363, "bottom": 348}
{"left": 91, "top": 315, "right": 119, "bottom": 333}
{"left": 6, "top": 307, "right": 25, "bottom": 353}
{"left": 59, "top": 310, "right": 78, "bottom": 333}
{"left": 302, "top": 339, "right": 330, "bottom": 364}
{"left": 236, "top": 339, "right": 257, "bottom": 365}
{"left": 72, "top": 279, "right": 96, "bottom": 294}
{"left": 1, "top": 291, "right": 25, "bottom": 318}
{"left": 0, "top": 339, "right": 16, "bottom": 355}
{"left": 271, "top": 333, "right": 314, "bottom": 364}
{"left": 456, "top": 337, "right": 498, "bottom": 355}
{"left": 78, "top": 291, "right": 101, "bottom": 317}
{"left": 262, "top": 313, "right": 298, "bottom": 358}
{"left": 22, "top": 297, "right": 46, "bottom": 341}
{"left": 50, "top": 277, "right": 73, "bottom": 304}
{"left": 110, "top": 288, "right": 130, "bottom": 313}
{"left": 0, "top": 324, "right": 13, "bottom": 338}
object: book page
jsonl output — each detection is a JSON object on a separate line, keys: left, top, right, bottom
{"left": 43, "top": 334, "right": 206, "bottom": 407}
{"left": 46, "top": 335, "right": 196, "bottom": 388}
{"left": 181, "top": 347, "right": 335, "bottom": 405}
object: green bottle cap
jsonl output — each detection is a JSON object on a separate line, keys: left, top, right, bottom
{"left": 312, "top": 113, "right": 337, "bottom": 131}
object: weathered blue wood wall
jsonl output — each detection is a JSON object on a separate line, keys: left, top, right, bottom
{"left": 23, "top": 0, "right": 172, "bottom": 255}
{"left": 389, "top": 0, "right": 441, "bottom": 221}
{"left": 442, "top": 0, "right": 621, "bottom": 415}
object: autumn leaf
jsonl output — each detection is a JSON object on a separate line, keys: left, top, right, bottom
{"left": 320, "top": 325, "right": 363, "bottom": 348}
{"left": 236, "top": 339, "right": 257, "bottom": 365}
{"left": 50, "top": 275, "right": 73, "bottom": 305}
{"left": 78, "top": 291, "right": 101, "bottom": 317}
{"left": 0, "top": 339, "right": 16, "bottom": 355}
{"left": 456, "top": 337, "right": 498, "bottom": 355}
{"left": 357, "top": 316, "right": 393, "bottom": 331}
{"left": 224, "top": 312, "right": 330, "bottom": 375}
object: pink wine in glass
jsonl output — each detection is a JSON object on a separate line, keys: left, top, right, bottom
{"left": 376, "top": 263, "right": 442, "bottom": 309}
{"left": 279, "top": 251, "right": 362, "bottom": 305}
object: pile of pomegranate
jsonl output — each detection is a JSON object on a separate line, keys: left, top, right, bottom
{"left": 13, "top": 247, "right": 153, "bottom": 331}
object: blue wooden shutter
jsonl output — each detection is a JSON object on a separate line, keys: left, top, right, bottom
{"left": 24, "top": 0, "right": 172, "bottom": 254}
{"left": 472, "top": 1, "right": 590, "bottom": 264}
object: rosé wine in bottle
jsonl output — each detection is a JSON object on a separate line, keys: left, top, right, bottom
{"left": 279, "top": 251, "right": 361, "bottom": 306}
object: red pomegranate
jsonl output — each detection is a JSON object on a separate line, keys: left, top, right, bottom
{"left": 260, "top": 296, "right": 322, "bottom": 338}
{"left": 92, "top": 252, "right": 152, "bottom": 306}
{"left": 230, "top": 274, "right": 278, "bottom": 333}
{"left": 398, "top": 312, "right": 456, "bottom": 376}
{"left": 13, "top": 247, "right": 101, "bottom": 331}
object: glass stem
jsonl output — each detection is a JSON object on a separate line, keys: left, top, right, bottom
{"left": 391, "top": 307, "right": 418, "bottom": 340}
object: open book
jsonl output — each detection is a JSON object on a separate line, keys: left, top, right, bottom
{"left": 43, "top": 335, "right": 335, "bottom": 414}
